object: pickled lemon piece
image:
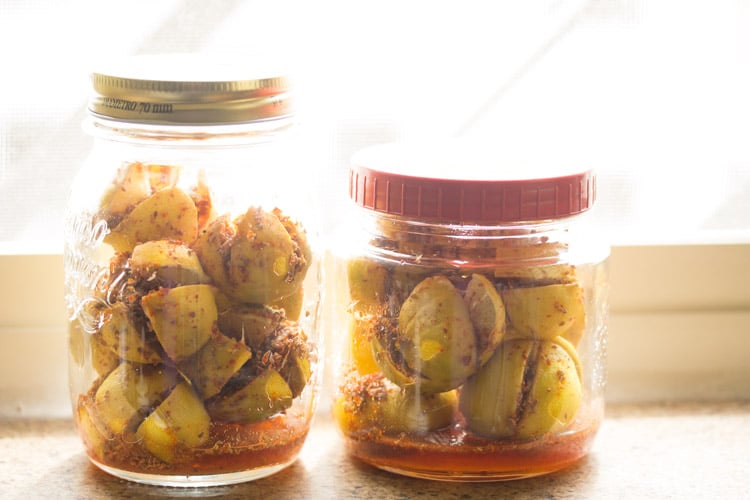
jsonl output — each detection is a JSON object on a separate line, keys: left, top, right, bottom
{"left": 130, "top": 240, "right": 210, "bottom": 287}
{"left": 99, "top": 162, "right": 152, "bottom": 221}
{"left": 273, "top": 206, "right": 313, "bottom": 272}
{"left": 504, "top": 330, "right": 584, "bottom": 380}
{"left": 254, "top": 322, "right": 312, "bottom": 398}
{"left": 270, "top": 286, "right": 304, "bottom": 321}
{"left": 191, "top": 171, "right": 216, "bottom": 231}
{"left": 347, "top": 258, "right": 388, "bottom": 313}
{"left": 206, "top": 369, "right": 293, "bottom": 423}
{"left": 76, "top": 400, "right": 109, "bottom": 461}
{"left": 382, "top": 388, "right": 456, "bottom": 434}
{"left": 91, "top": 333, "right": 121, "bottom": 376}
{"left": 389, "top": 265, "right": 434, "bottom": 314}
{"left": 193, "top": 207, "right": 310, "bottom": 304}
{"left": 218, "top": 302, "right": 311, "bottom": 397}
{"left": 217, "top": 300, "right": 312, "bottom": 398}
{"left": 516, "top": 340, "right": 582, "bottom": 439}
{"left": 334, "top": 372, "right": 456, "bottom": 435}
{"left": 141, "top": 285, "right": 217, "bottom": 361}
{"left": 179, "top": 330, "right": 252, "bottom": 399}
{"left": 464, "top": 273, "right": 506, "bottom": 365}
{"left": 99, "top": 303, "right": 163, "bottom": 364}
{"left": 371, "top": 323, "right": 417, "bottom": 388}
{"left": 227, "top": 207, "right": 304, "bottom": 303}
{"left": 554, "top": 335, "right": 583, "bottom": 383}
{"left": 459, "top": 339, "right": 582, "bottom": 440}
{"left": 377, "top": 275, "right": 477, "bottom": 394}
{"left": 217, "top": 303, "right": 285, "bottom": 348}
{"left": 192, "top": 214, "right": 233, "bottom": 292}
{"left": 99, "top": 162, "right": 181, "bottom": 226}
{"left": 105, "top": 187, "right": 198, "bottom": 253}
{"left": 274, "top": 345, "right": 311, "bottom": 400}
{"left": 146, "top": 163, "right": 181, "bottom": 192}
{"left": 94, "top": 362, "right": 178, "bottom": 434}
{"left": 501, "top": 283, "right": 585, "bottom": 342}
{"left": 136, "top": 382, "right": 211, "bottom": 463}
{"left": 71, "top": 318, "right": 121, "bottom": 376}
{"left": 458, "top": 339, "right": 530, "bottom": 439}
{"left": 348, "top": 317, "right": 379, "bottom": 375}
{"left": 286, "top": 353, "right": 311, "bottom": 399}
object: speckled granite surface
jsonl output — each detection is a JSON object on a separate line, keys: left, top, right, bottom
{"left": 1, "top": 402, "right": 748, "bottom": 499}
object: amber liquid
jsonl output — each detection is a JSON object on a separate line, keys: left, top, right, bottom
{"left": 344, "top": 419, "right": 600, "bottom": 481}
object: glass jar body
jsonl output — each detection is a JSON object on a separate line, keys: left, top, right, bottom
{"left": 64, "top": 118, "right": 321, "bottom": 486}
{"left": 331, "top": 210, "right": 608, "bottom": 481}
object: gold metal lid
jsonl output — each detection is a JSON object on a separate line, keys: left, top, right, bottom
{"left": 88, "top": 55, "right": 292, "bottom": 125}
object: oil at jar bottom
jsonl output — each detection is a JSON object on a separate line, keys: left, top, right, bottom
{"left": 341, "top": 411, "right": 601, "bottom": 482}
{"left": 77, "top": 404, "right": 310, "bottom": 487}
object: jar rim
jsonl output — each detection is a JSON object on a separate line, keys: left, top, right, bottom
{"left": 349, "top": 141, "right": 596, "bottom": 224}
{"left": 87, "top": 54, "right": 292, "bottom": 126}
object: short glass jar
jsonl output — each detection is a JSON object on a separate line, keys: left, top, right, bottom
{"left": 331, "top": 142, "right": 609, "bottom": 481}
{"left": 64, "top": 56, "right": 321, "bottom": 486}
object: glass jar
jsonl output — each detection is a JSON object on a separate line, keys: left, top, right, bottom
{"left": 330, "top": 142, "right": 609, "bottom": 481}
{"left": 64, "top": 56, "right": 321, "bottom": 486}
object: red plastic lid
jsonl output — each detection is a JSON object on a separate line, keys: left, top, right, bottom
{"left": 349, "top": 142, "right": 595, "bottom": 224}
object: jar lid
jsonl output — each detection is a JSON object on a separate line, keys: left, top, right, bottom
{"left": 88, "top": 55, "right": 292, "bottom": 125}
{"left": 349, "top": 142, "right": 595, "bottom": 224}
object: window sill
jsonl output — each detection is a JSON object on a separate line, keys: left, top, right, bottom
{"left": 1, "top": 402, "right": 747, "bottom": 498}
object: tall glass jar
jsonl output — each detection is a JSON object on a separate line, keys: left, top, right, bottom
{"left": 331, "top": 142, "right": 608, "bottom": 481}
{"left": 64, "top": 56, "right": 321, "bottom": 486}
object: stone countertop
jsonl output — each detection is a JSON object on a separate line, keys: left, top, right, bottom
{"left": 1, "top": 402, "right": 748, "bottom": 500}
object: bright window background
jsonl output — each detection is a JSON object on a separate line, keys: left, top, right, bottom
{"left": 1, "top": 0, "right": 749, "bottom": 250}
{"left": 1, "top": 1, "right": 749, "bottom": 417}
